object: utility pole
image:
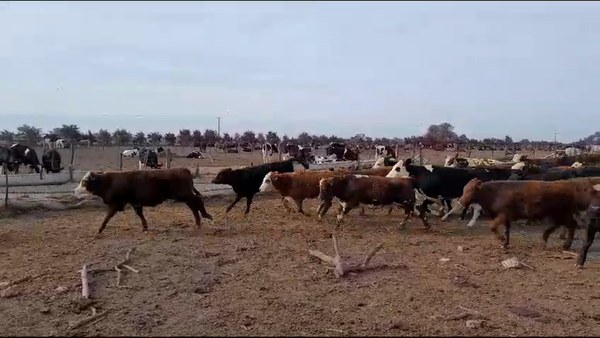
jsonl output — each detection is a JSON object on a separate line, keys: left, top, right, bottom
{"left": 554, "top": 130, "right": 559, "bottom": 143}
{"left": 217, "top": 117, "right": 221, "bottom": 137}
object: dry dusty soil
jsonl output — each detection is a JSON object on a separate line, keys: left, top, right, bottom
{"left": 0, "top": 194, "right": 598, "bottom": 337}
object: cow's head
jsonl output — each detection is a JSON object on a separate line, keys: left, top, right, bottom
{"left": 386, "top": 159, "right": 411, "bottom": 178}
{"left": 74, "top": 170, "right": 105, "bottom": 196}
{"left": 212, "top": 168, "right": 235, "bottom": 185}
{"left": 259, "top": 171, "right": 278, "bottom": 192}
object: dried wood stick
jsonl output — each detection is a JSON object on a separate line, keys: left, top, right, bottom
{"left": 81, "top": 264, "right": 89, "bottom": 299}
{"left": 308, "top": 250, "right": 336, "bottom": 265}
{"left": 332, "top": 235, "right": 341, "bottom": 260}
{"left": 114, "top": 266, "right": 122, "bottom": 287}
{"left": 68, "top": 307, "right": 108, "bottom": 330}
{"left": 361, "top": 243, "right": 384, "bottom": 268}
{"left": 122, "top": 264, "right": 139, "bottom": 273}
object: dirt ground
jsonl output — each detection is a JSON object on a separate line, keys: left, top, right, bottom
{"left": 0, "top": 195, "right": 598, "bottom": 337}
{"left": 33, "top": 146, "right": 554, "bottom": 173}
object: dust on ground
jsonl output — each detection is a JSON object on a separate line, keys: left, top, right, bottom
{"left": 0, "top": 195, "right": 598, "bottom": 336}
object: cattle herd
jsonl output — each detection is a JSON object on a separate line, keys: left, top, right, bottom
{"left": 260, "top": 141, "right": 394, "bottom": 164}
{"left": 0, "top": 143, "right": 63, "bottom": 174}
{"left": 67, "top": 142, "right": 600, "bottom": 269}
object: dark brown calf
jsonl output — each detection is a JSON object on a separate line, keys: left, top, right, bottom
{"left": 577, "top": 193, "right": 600, "bottom": 268}
{"left": 74, "top": 168, "right": 213, "bottom": 234}
{"left": 446, "top": 178, "right": 599, "bottom": 250}
{"left": 317, "top": 175, "right": 428, "bottom": 229}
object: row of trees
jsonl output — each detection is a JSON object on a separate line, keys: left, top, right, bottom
{"left": 1, "top": 123, "right": 598, "bottom": 147}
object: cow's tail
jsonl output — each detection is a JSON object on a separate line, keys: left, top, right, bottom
{"left": 192, "top": 187, "right": 213, "bottom": 220}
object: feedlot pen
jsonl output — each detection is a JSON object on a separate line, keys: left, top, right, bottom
{"left": 0, "top": 195, "right": 599, "bottom": 336}
{"left": 0, "top": 148, "right": 598, "bottom": 336}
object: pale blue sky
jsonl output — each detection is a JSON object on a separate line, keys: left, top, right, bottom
{"left": 0, "top": 1, "right": 598, "bottom": 142}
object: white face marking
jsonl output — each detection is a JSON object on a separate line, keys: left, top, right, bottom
{"left": 444, "top": 156, "right": 453, "bottom": 167}
{"left": 74, "top": 171, "right": 92, "bottom": 196}
{"left": 259, "top": 172, "right": 274, "bottom": 192}
{"left": 372, "top": 157, "right": 385, "bottom": 169}
{"left": 24, "top": 148, "right": 30, "bottom": 156}
{"left": 386, "top": 160, "right": 409, "bottom": 178}
{"left": 424, "top": 165, "right": 434, "bottom": 172}
{"left": 571, "top": 161, "right": 583, "bottom": 168}
{"left": 594, "top": 184, "right": 600, "bottom": 191}
{"left": 511, "top": 162, "right": 526, "bottom": 170}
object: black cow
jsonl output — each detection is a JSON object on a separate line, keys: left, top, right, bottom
{"left": 508, "top": 169, "right": 578, "bottom": 181}
{"left": 0, "top": 145, "right": 15, "bottom": 174}
{"left": 138, "top": 147, "right": 163, "bottom": 169}
{"left": 10, "top": 144, "right": 41, "bottom": 174}
{"left": 211, "top": 158, "right": 309, "bottom": 217}
{"left": 392, "top": 158, "right": 514, "bottom": 223}
{"left": 185, "top": 151, "right": 204, "bottom": 159}
{"left": 41, "top": 149, "right": 64, "bottom": 173}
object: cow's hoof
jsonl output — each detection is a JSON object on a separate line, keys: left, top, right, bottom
{"left": 575, "top": 264, "right": 584, "bottom": 269}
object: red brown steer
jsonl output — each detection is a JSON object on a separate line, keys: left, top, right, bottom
{"left": 74, "top": 168, "right": 213, "bottom": 234}
{"left": 442, "top": 178, "right": 600, "bottom": 250}
{"left": 317, "top": 174, "right": 427, "bottom": 229}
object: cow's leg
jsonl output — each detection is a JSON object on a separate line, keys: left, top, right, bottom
{"left": 97, "top": 204, "right": 121, "bottom": 234}
{"left": 291, "top": 198, "right": 308, "bottom": 215}
{"left": 359, "top": 206, "right": 365, "bottom": 215}
{"left": 132, "top": 206, "right": 149, "bottom": 231}
{"left": 561, "top": 219, "right": 577, "bottom": 250}
{"left": 399, "top": 204, "right": 414, "bottom": 229}
{"left": 244, "top": 195, "right": 254, "bottom": 214}
{"left": 138, "top": 160, "right": 143, "bottom": 170}
{"left": 337, "top": 200, "right": 358, "bottom": 222}
{"left": 317, "top": 199, "right": 333, "bottom": 221}
{"left": 226, "top": 195, "right": 243, "bottom": 213}
{"left": 281, "top": 196, "right": 293, "bottom": 212}
{"left": 503, "top": 217, "right": 512, "bottom": 249}
{"left": 542, "top": 222, "right": 561, "bottom": 247}
{"left": 416, "top": 200, "right": 431, "bottom": 217}
{"left": 466, "top": 203, "right": 483, "bottom": 228}
{"left": 558, "top": 226, "right": 567, "bottom": 239}
{"left": 576, "top": 223, "right": 598, "bottom": 268}
{"left": 489, "top": 214, "right": 508, "bottom": 245}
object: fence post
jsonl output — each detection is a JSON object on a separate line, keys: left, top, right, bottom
{"left": 278, "top": 142, "right": 283, "bottom": 161}
{"left": 70, "top": 142, "right": 76, "bottom": 165}
{"left": 68, "top": 165, "right": 74, "bottom": 182}
{"left": 3, "top": 164, "right": 8, "bottom": 207}
{"left": 395, "top": 144, "right": 399, "bottom": 159}
{"left": 119, "top": 153, "right": 123, "bottom": 171}
{"left": 195, "top": 163, "right": 200, "bottom": 178}
{"left": 419, "top": 147, "right": 423, "bottom": 166}
{"left": 166, "top": 149, "right": 172, "bottom": 169}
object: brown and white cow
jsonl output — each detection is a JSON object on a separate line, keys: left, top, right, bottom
{"left": 317, "top": 174, "right": 428, "bottom": 230}
{"left": 441, "top": 177, "right": 600, "bottom": 250}
{"left": 74, "top": 168, "right": 213, "bottom": 234}
{"left": 259, "top": 169, "right": 348, "bottom": 214}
